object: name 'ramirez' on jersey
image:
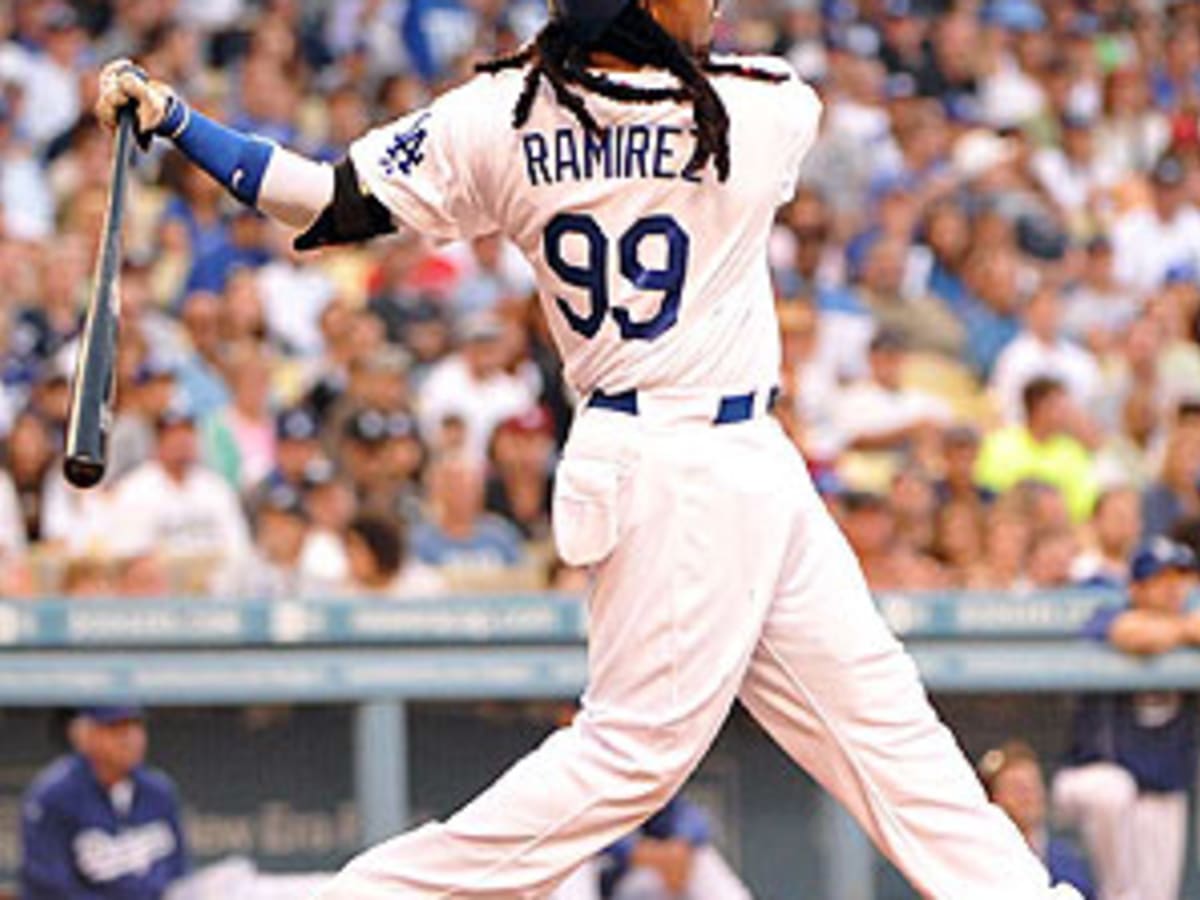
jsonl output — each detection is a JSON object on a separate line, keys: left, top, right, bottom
{"left": 349, "top": 55, "right": 821, "bottom": 397}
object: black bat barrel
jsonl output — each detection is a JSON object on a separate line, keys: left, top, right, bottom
{"left": 63, "top": 107, "right": 136, "bottom": 489}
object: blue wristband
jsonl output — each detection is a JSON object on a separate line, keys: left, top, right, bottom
{"left": 156, "top": 97, "right": 274, "bottom": 207}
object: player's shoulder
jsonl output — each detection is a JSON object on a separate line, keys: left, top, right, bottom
{"left": 436, "top": 68, "right": 529, "bottom": 124}
{"left": 134, "top": 765, "right": 180, "bottom": 803}
{"left": 710, "top": 54, "right": 822, "bottom": 128}
{"left": 25, "top": 755, "right": 87, "bottom": 809}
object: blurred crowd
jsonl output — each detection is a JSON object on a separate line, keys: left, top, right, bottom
{"left": 0, "top": 0, "right": 1199, "bottom": 600}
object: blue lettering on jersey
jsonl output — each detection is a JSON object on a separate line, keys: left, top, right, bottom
{"left": 521, "top": 125, "right": 701, "bottom": 186}
{"left": 554, "top": 128, "right": 583, "bottom": 182}
{"left": 381, "top": 113, "right": 431, "bottom": 178}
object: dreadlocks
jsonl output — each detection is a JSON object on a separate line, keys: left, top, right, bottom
{"left": 476, "top": 3, "right": 786, "bottom": 183}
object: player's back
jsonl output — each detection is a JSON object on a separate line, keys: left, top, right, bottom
{"left": 352, "top": 57, "right": 821, "bottom": 396}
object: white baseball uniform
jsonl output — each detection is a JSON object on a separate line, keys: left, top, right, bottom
{"left": 313, "top": 57, "right": 1075, "bottom": 899}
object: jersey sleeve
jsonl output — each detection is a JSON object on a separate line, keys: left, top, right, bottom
{"left": 348, "top": 81, "right": 497, "bottom": 244}
{"left": 777, "top": 74, "right": 823, "bottom": 205}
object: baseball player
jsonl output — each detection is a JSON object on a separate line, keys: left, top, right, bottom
{"left": 20, "top": 707, "right": 188, "bottom": 899}
{"left": 1053, "top": 538, "right": 1200, "bottom": 900}
{"left": 97, "top": 1, "right": 1081, "bottom": 897}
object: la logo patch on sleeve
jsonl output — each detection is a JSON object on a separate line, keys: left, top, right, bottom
{"left": 381, "top": 113, "right": 432, "bottom": 178}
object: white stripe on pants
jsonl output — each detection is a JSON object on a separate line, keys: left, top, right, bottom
{"left": 315, "top": 412, "right": 1063, "bottom": 899}
{"left": 1053, "top": 762, "right": 1187, "bottom": 900}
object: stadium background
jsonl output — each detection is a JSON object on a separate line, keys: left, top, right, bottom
{"left": 1, "top": 0, "right": 1200, "bottom": 897}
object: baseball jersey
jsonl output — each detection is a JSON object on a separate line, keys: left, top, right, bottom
{"left": 20, "top": 754, "right": 188, "bottom": 899}
{"left": 349, "top": 57, "right": 822, "bottom": 396}
{"left": 1065, "top": 604, "right": 1198, "bottom": 792}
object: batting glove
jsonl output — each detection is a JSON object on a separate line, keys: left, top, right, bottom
{"left": 96, "top": 59, "right": 178, "bottom": 144}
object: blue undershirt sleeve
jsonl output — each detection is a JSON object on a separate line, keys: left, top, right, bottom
{"left": 156, "top": 98, "right": 275, "bottom": 207}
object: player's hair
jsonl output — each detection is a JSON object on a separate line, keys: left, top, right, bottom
{"left": 476, "top": 2, "right": 786, "bottom": 182}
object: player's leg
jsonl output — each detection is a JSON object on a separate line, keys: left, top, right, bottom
{"left": 315, "top": 414, "right": 793, "bottom": 898}
{"left": 737, "top": 434, "right": 1063, "bottom": 899}
{"left": 1050, "top": 763, "right": 1140, "bottom": 900}
{"left": 1131, "top": 790, "right": 1187, "bottom": 900}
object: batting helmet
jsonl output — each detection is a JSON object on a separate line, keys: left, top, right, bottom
{"left": 550, "top": 0, "right": 633, "bottom": 42}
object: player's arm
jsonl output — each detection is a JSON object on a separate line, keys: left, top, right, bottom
{"left": 1106, "top": 609, "right": 1189, "bottom": 656}
{"left": 95, "top": 60, "right": 393, "bottom": 246}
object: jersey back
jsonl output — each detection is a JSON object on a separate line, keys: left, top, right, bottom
{"left": 350, "top": 57, "right": 822, "bottom": 396}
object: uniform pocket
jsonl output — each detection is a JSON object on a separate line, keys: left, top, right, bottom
{"left": 552, "top": 456, "right": 622, "bottom": 567}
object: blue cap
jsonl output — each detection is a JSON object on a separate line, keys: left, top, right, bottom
{"left": 551, "top": 0, "right": 631, "bottom": 42}
{"left": 1130, "top": 538, "right": 1198, "bottom": 583}
{"left": 276, "top": 407, "right": 319, "bottom": 442}
{"left": 78, "top": 706, "right": 144, "bottom": 724}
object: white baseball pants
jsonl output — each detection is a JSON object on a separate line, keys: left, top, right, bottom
{"left": 1053, "top": 762, "right": 1187, "bottom": 900}
{"left": 315, "top": 406, "right": 1067, "bottom": 899}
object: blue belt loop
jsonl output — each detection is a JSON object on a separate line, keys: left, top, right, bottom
{"left": 588, "top": 389, "right": 639, "bottom": 416}
{"left": 714, "top": 391, "right": 755, "bottom": 425}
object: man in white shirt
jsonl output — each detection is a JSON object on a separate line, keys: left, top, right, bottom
{"left": 1111, "top": 155, "right": 1200, "bottom": 295}
{"left": 110, "top": 405, "right": 251, "bottom": 596}
{"left": 833, "top": 331, "right": 952, "bottom": 456}
{"left": 416, "top": 312, "right": 538, "bottom": 461}
{"left": 990, "top": 287, "right": 1102, "bottom": 426}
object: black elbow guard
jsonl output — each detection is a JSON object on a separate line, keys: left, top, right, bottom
{"left": 293, "top": 158, "right": 396, "bottom": 251}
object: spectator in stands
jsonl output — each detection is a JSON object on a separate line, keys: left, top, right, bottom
{"left": 989, "top": 287, "right": 1102, "bottom": 431}
{"left": 1072, "top": 487, "right": 1144, "bottom": 588}
{"left": 201, "top": 342, "right": 276, "bottom": 491}
{"left": 1053, "top": 539, "right": 1200, "bottom": 900}
{"left": 1060, "top": 238, "right": 1138, "bottom": 355}
{"left": 20, "top": 706, "right": 188, "bottom": 899}
{"left": 341, "top": 409, "right": 425, "bottom": 522}
{"left": 1141, "top": 410, "right": 1200, "bottom": 538}
{"left": 855, "top": 236, "right": 966, "bottom": 359}
{"left": 411, "top": 452, "right": 526, "bottom": 573}
{"left": 553, "top": 794, "right": 751, "bottom": 900}
{"left": 934, "top": 425, "right": 996, "bottom": 508}
{"left": 837, "top": 490, "right": 947, "bottom": 592}
{"left": 257, "top": 406, "right": 324, "bottom": 497}
{"left": 953, "top": 246, "right": 1025, "bottom": 376}
{"left": 832, "top": 331, "right": 951, "bottom": 461}
{"left": 107, "top": 357, "right": 177, "bottom": 484}
{"left": 0, "top": 463, "right": 26, "bottom": 570}
{"left": 1021, "top": 527, "right": 1078, "bottom": 592}
{"left": 1111, "top": 155, "right": 1200, "bottom": 295}
{"left": 977, "top": 740, "right": 1094, "bottom": 900}
{"left": 343, "top": 514, "right": 445, "bottom": 599}
{"left": 110, "top": 404, "right": 250, "bottom": 595}
{"left": 485, "top": 407, "right": 556, "bottom": 542}
{"left": 238, "top": 486, "right": 311, "bottom": 600}
{"left": 175, "top": 292, "right": 230, "bottom": 418}
{"left": 889, "top": 467, "right": 939, "bottom": 558}
{"left": 417, "top": 313, "right": 537, "bottom": 462}
{"left": 5, "top": 409, "right": 55, "bottom": 544}
{"left": 976, "top": 377, "right": 1098, "bottom": 522}
{"left": 298, "top": 460, "right": 356, "bottom": 592}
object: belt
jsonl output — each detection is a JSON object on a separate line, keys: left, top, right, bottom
{"left": 587, "top": 386, "right": 780, "bottom": 425}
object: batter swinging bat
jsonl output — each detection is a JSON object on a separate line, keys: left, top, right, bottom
{"left": 63, "top": 105, "right": 136, "bottom": 490}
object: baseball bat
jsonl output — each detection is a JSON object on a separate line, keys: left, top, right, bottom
{"left": 63, "top": 105, "right": 136, "bottom": 489}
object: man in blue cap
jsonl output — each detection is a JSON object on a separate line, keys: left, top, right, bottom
{"left": 1052, "top": 538, "right": 1200, "bottom": 900}
{"left": 20, "top": 706, "right": 188, "bottom": 899}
